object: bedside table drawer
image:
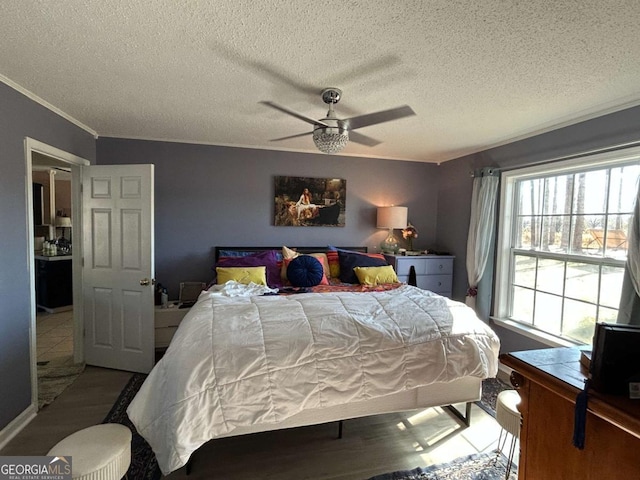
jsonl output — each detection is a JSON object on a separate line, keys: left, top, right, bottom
{"left": 394, "top": 257, "right": 427, "bottom": 275}
{"left": 155, "top": 307, "right": 187, "bottom": 328}
{"left": 424, "top": 258, "right": 453, "bottom": 275}
{"left": 155, "top": 305, "right": 190, "bottom": 348}
{"left": 417, "top": 274, "right": 453, "bottom": 294}
{"left": 155, "top": 327, "right": 179, "bottom": 349}
{"left": 385, "top": 254, "right": 455, "bottom": 299}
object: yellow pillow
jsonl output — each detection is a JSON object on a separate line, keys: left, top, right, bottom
{"left": 353, "top": 265, "right": 399, "bottom": 286}
{"left": 216, "top": 266, "right": 267, "bottom": 286}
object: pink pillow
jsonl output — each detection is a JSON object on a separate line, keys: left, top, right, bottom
{"left": 284, "top": 257, "right": 329, "bottom": 285}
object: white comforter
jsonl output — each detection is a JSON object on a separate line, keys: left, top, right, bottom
{"left": 127, "top": 283, "right": 499, "bottom": 474}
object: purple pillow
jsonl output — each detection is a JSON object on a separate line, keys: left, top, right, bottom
{"left": 216, "top": 250, "right": 283, "bottom": 288}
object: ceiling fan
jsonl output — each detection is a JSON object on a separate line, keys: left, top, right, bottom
{"left": 260, "top": 88, "right": 416, "bottom": 154}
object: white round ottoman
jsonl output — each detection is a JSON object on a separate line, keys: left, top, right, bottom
{"left": 47, "top": 424, "right": 131, "bottom": 480}
{"left": 496, "top": 389, "right": 521, "bottom": 479}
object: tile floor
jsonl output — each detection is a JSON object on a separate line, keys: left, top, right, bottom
{"left": 36, "top": 309, "right": 74, "bottom": 366}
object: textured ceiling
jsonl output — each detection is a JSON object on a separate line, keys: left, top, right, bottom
{"left": 2, "top": 1, "right": 640, "bottom": 163}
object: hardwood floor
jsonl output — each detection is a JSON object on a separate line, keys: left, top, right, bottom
{"left": 1, "top": 367, "right": 508, "bottom": 480}
{"left": 168, "top": 404, "right": 503, "bottom": 480}
{"left": 0, "top": 366, "right": 131, "bottom": 456}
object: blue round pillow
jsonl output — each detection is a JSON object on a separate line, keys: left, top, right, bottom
{"left": 287, "top": 255, "right": 324, "bottom": 287}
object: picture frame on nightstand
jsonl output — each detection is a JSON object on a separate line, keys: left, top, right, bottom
{"left": 179, "top": 282, "right": 206, "bottom": 308}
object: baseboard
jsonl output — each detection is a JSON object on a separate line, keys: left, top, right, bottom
{"left": 497, "top": 362, "right": 513, "bottom": 385}
{"left": 0, "top": 404, "right": 37, "bottom": 451}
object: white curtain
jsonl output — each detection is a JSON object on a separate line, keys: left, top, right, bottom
{"left": 617, "top": 180, "right": 640, "bottom": 325}
{"left": 465, "top": 170, "right": 499, "bottom": 310}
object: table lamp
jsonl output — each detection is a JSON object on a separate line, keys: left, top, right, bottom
{"left": 55, "top": 216, "right": 72, "bottom": 253}
{"left": 377, "top": 206, "right": 408, "bottom": 253}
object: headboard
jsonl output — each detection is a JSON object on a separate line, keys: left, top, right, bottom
{"left": 215, "top": 246, "right": 367, "bottom": 261}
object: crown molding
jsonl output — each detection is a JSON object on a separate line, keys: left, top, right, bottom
{"left": 0, "top": 74, "right": 97, "bottom": 138}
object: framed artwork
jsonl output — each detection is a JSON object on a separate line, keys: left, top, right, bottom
{"left": 274, "top": 176, "right": 346, "bottom": 226}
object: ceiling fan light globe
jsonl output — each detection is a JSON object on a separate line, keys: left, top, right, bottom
{"left": 313, "top": 128, "right": 349, "bottom": 154}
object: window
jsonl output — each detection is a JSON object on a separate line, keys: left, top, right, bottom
{"left": 494, "top": 147, "right": 640, "bottom": 345}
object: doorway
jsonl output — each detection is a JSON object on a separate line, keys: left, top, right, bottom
{"left": 32, "top": 163, "right": 78, "bottom": 408}
{"left": 25, "top": 138, "right": 89, "bottom": 410}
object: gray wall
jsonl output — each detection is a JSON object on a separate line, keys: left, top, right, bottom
{"left": 4, "top": 75, "right": 639, "bottom": 433}
{"left": 0, "top": 82, "right": 95, "bottom": 430}
{"left": 437, "top": 105, "right": 640, "bottom": 352}
{"left": 96, "top": 138, "right": 441, "bottom": 299}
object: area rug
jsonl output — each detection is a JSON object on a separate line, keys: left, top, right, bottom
{"left": 102, "top": 373, "right": 161, "bottom": 480}
{"left": 478, "top": 377, "right": 512, "bottom": 417}
{"left": 38, "top": 362, "right": 85, "bottom": 409}
{"left": 103, "top": 375, "right": 512, "bottom": 480}
{"left": 367, "top": 452, "right": 517, "bottom": 480}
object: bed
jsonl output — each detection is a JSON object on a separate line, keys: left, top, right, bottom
{"left": 127, "top": 247, "right": 500, "bottom": 475}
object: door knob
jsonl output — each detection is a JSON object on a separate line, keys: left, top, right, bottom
{"left": 140, "top": 278, "right": 150, "bottom": 286}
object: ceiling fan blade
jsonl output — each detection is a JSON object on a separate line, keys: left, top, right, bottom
{"left": 260, "top": 101, "right": 329, "bottom": 128}
{"left": 344, "top": 105, "right": 416, "bottom": 131}
{"left": 270, "top": 132, "right": 312, "bottom": 142}
{"left": 349, "top": 131, "right": 382, "bottom": 147}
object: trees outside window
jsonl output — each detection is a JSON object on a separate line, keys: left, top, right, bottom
{"left": 494, "top": 149, "right": 640, "bottom": 344}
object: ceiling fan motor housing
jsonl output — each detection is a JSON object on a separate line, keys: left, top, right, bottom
{"left": 321, "top": 88, "right": 342, "bottom": 105}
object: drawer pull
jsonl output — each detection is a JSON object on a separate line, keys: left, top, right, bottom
{"left": 439, "top": 264, "right": 443, "bottom": 270}
{"left": 510, "top": 371, "right": 525, "bottom": 389}
{"left": 438, "top": 282, "right": 442, "bottom": 286}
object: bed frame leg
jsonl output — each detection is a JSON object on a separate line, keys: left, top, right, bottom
{"left": 337, "top": 420, "right": 343, "bottom": 439}
{"left": 186, "top": 456, "right": 193, "bottom": 476}
{"left": 445, "top": 402, "right": 472, "bottom": 427}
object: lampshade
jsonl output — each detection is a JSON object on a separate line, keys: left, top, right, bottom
{"left": 377, "top": 206, "right": 408, "bottom": 229}
{"left": 313, "top": 127, "right": 349, "bottom": 154}
{"left": 377, "top": 206, "right": 408, "bottom": 253}
{"left": 55, "top": 216, "right": 72, "bottom": 227}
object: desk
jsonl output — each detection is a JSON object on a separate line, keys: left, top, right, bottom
{"left": 501, "top": 347, "right": 640, "bottom": 479}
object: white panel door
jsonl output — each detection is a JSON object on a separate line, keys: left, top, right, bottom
{"left": 82, "top": 164, "right": 154, "bottom": 373}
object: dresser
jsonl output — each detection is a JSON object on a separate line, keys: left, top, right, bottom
{"left": 501, "top": 347, "right": 640, "bottom": 480}
{"left": 384, "top": 254, "right": 454, "bottom": 298}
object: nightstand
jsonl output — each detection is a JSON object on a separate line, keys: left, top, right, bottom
{"left": 384, "top": 254, "right": 454, "bottom": 298}
{"left": 155, "top": 303, "right": 190, "bottom": 349}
